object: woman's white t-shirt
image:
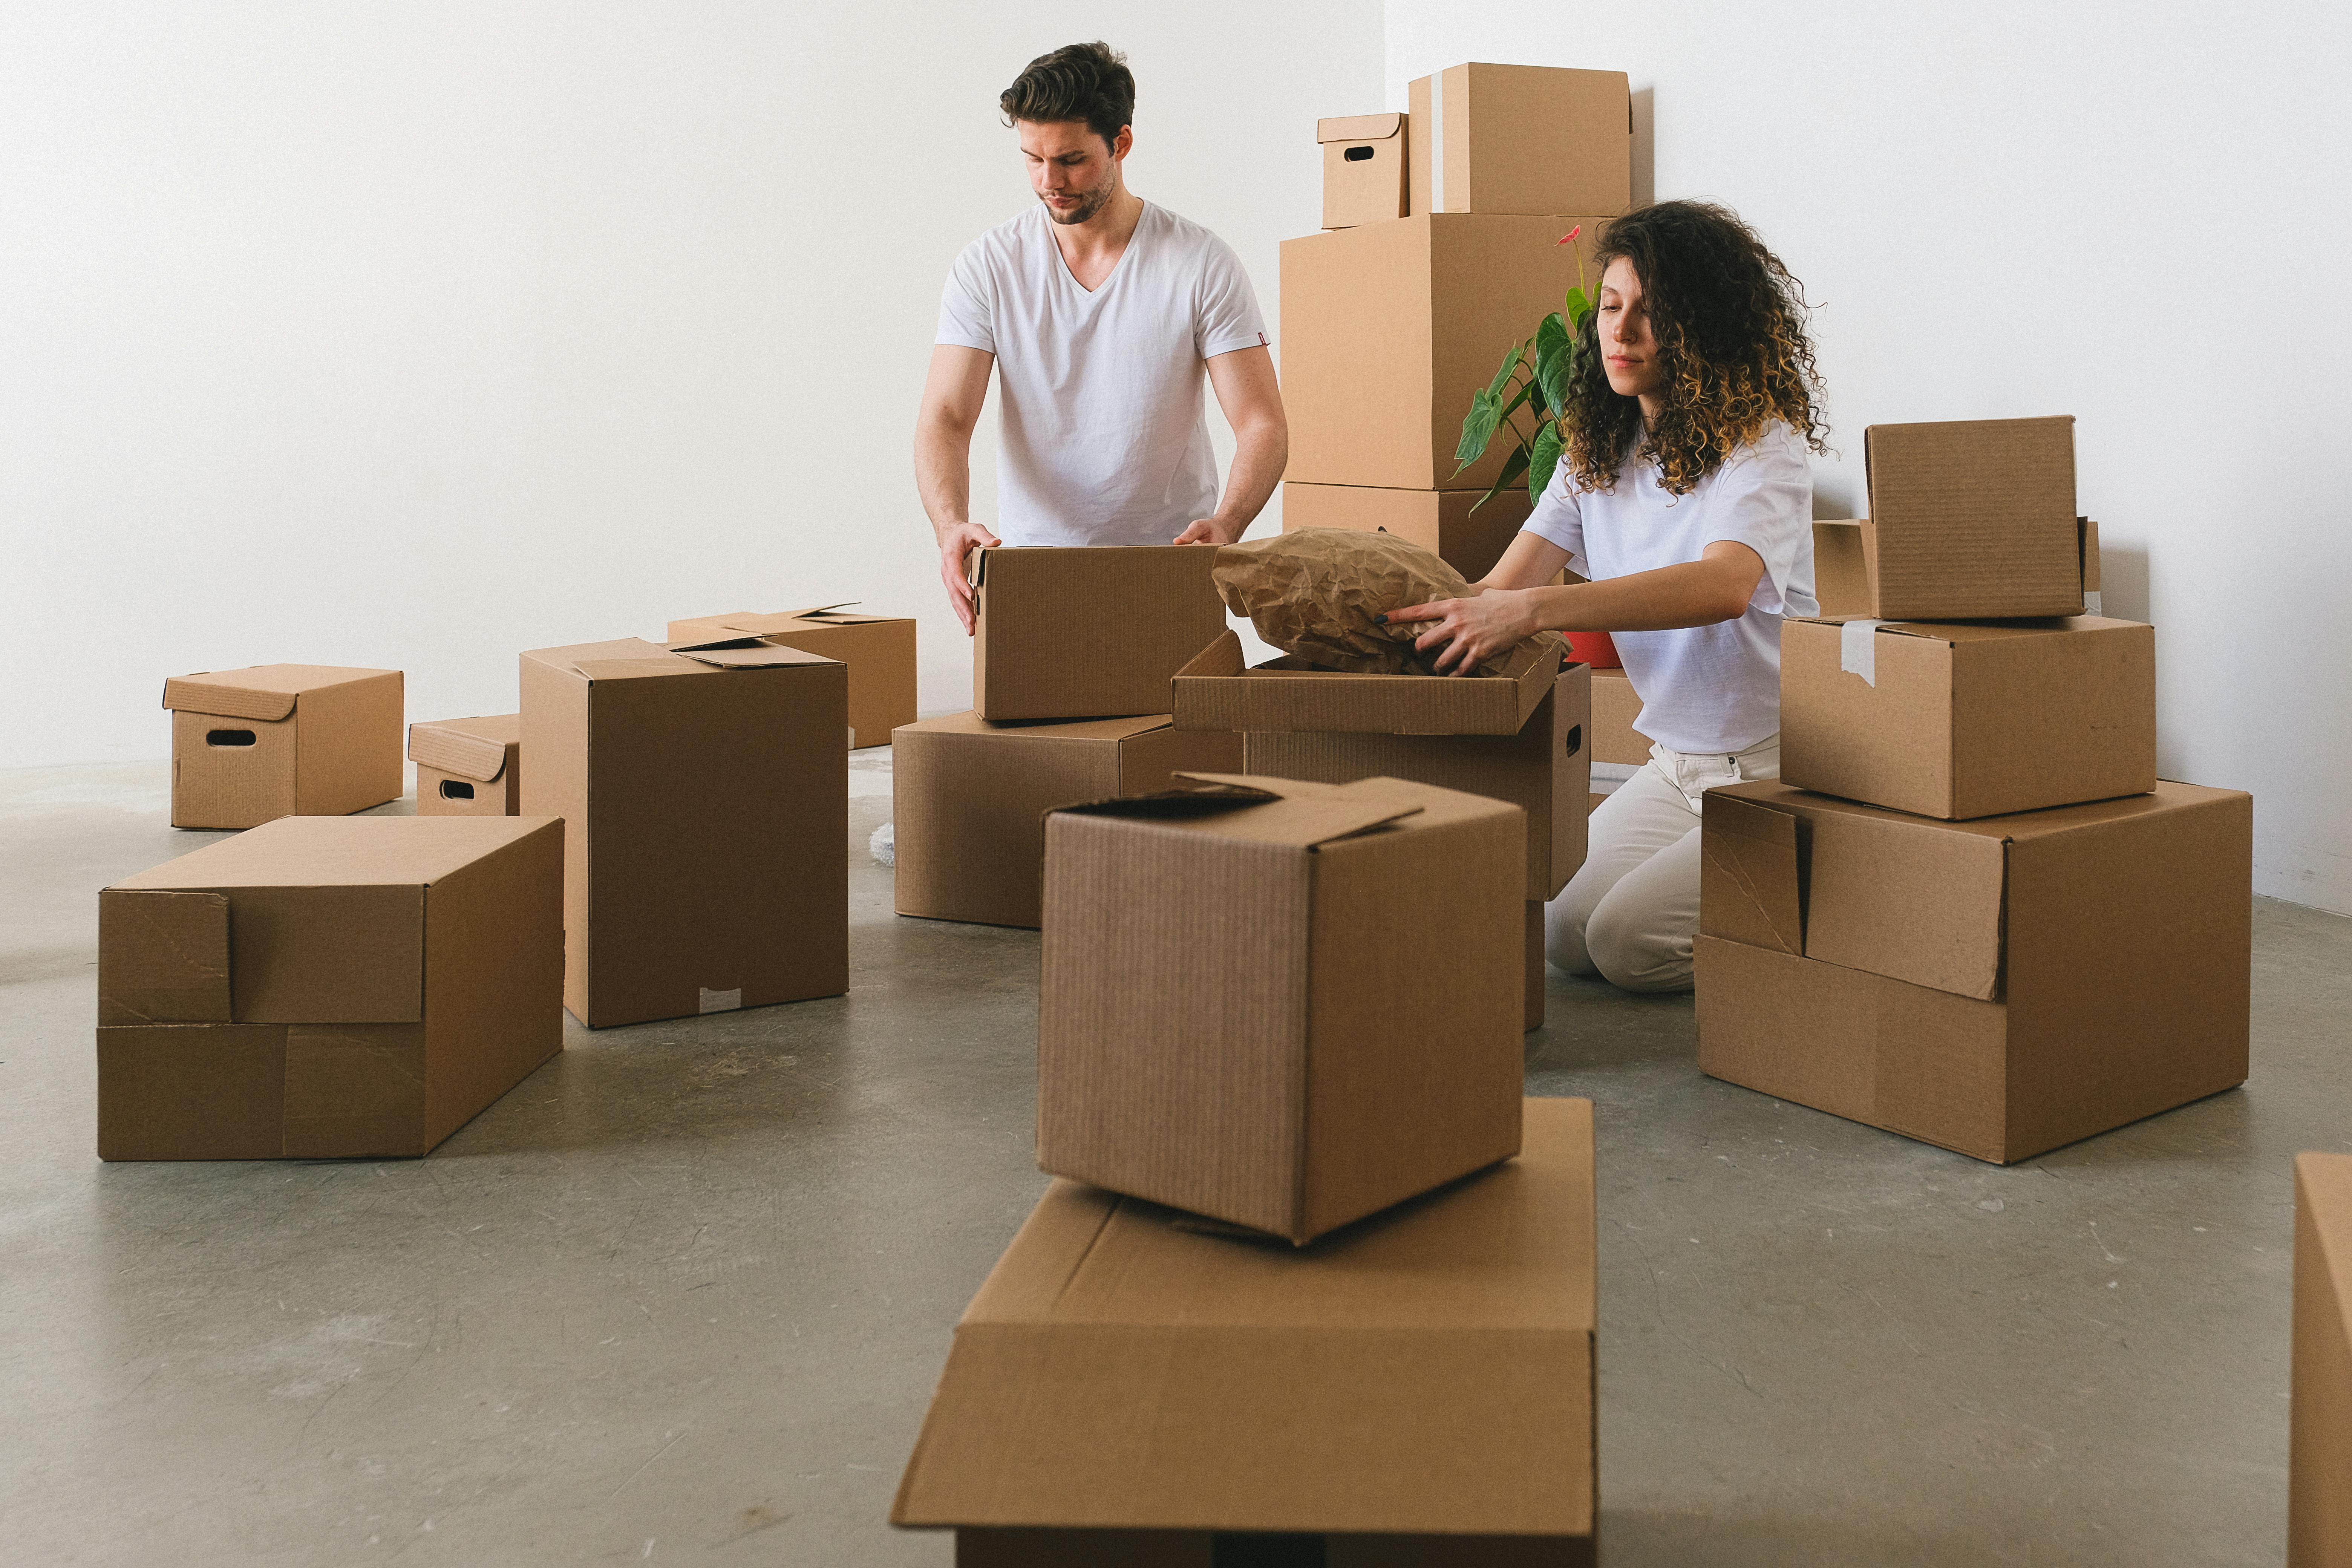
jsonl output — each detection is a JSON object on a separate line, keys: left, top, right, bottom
{"left": 1522, "top": 422, "right": 1816, "bottom": 755}
{"left": 935, "top": 202, "right": 1269, "bottom": 548}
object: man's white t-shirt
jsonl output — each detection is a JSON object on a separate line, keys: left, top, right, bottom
{"left": 1522, "top": 422, "right": 1816, "bottom": 755}
{"left": 935, "top": 201, "right": 1269, "bottom": 547}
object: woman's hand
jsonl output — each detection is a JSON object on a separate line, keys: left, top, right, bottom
{"left": 1381, "top": 588, "right": 1539, "bottom": 675}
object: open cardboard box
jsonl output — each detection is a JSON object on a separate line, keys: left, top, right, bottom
{"left": 1173, "top": 628, "right": 1558, "bottom": 737}
{"left": 2294, "top": 1152, "right": 2352, "bottom": 1565}
{"left": 665, "top": 605, "right": 916, "bottom": 749}
{"left": 1318, "top": 112, "right": 1409, "bottom": 229}
{"left": 1280, "top": 480, "right": 1533, "bottom": 582}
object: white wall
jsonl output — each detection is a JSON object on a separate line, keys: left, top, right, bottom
{"left": 1390, "top": 0, "right": 2352, "bottom": 913}
{"left": 1, "top": 3, "right": 1380, "bottom": 765}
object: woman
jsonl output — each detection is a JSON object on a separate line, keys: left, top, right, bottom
{"left": 1387, "top": 199, "right": 1825, "bottom": 993}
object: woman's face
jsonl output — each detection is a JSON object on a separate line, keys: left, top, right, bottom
{"left": 1596, "top": 256, "right": 1664, "bottom": 403}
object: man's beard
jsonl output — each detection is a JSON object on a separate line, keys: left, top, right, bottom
{"left": 1043, "top": 179, "right": 1116, "bottom": 226}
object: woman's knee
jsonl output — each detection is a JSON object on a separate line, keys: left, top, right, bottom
{"left": 1544, "top": 898, "right": 1598, "bottom": 975}
{"left": 1585, "top": 900, "right": 1694, "bottom": 994}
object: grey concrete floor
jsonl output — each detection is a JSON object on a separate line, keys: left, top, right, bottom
{"left": 2, "top": 757, "right": 2345, "bottom": 1566}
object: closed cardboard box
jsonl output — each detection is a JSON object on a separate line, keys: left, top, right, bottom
{"left": 519, "top": 637, "right": 847, "bottom": 1029}
{"left": 2294, "top": 1152, "right": 2352, "bottom": 1568}
{"left": 1039, "top": 774, "right": 1525, "bottom": 1243}
{"left": 664, "top": 606, "right": 917, "bottom": 749}
{"left": 1861, "top": 417, "right": 2087, "bottom": 619}
{"left": 1695, "top": 780, "right": 2251, "bottom": 1163}
{"left": 1174, "top": 627, "right": 1559, "bottom": 738}
{"left": 1815, "top": 514, "right": 2103, "bottom": 620}
{"left": 96, "top": 816, "right": 563, "bottom": 1159}
{"left": 1589, "top": 668, "right": 1650, "bottom": 767}
{"left": 409, "top": 714, "right": 521, "bottom": 816}
{"left": 1282, "top": 480, "right": 1532, "bottom": 582}
{"left": 1780, "top": 615, "right": 2156, "bottom": 819}
{"left": 894, "top": 1097, "right": 1597, "bottom": 1563}
{"left": 1319, "top": 112, "right": 1408, "bottom": 229}
{"left": 1407, "top": 63, "right": 1631, "bottom": 218}
{"left": 1282, "top": 214, "right": 1607, "bottom": 492}
{"left": 892, "top": 712, "right": 1243, "bottom": 929}
{"left": 164, "top": 665, "right": 403, "bottom": 830}
{"left": 969, "top": 546, "right": 1227, "bottom": 722}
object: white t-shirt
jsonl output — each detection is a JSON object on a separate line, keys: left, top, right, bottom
{"left": 935, "top": 202, "right": 1269, "bottom": 547}
{"left": 1522, "top": 421, "right": 1816, "bottom": 755}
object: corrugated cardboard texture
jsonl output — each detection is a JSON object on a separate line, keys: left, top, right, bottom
{"left": 96, "top": 890, "right": 231, "bottom": 1024}
{"left": 1863, "top": 417, "right": 2084, "bottom": 619}
{"left": 2293, "top": 1153, "right": 2352, "bottom": 1568}
{"left": 1813, "top": 521, "right": 1870, "bottom": 618}
{"left": 1175, "top": 628, "right": 1559, "bottom": 738}
{"left": 410, "top": 714, "right": 521, "bottom": 816}
{"left": 96, "top": 1024, "right": 287, "bottom": 1160}
{"left": 1588, "top": 668, "right": 1651, "bottom": 766}
{"left": 1318, "top": 112, "right": 1407, "bottom": 230}
{"left": 958, "top": 1530, "right": 1588, "bottom": 1566}
{"left": 970, "top": 547, "right": 1227, "bottom": 722}
{"left": 1406, "top": 64, "right": 1631, "bottom": 217}
{"left": 1524, "top": 899, "right": 1546, "bottom": 1032}
{"left": 165, "top": 665, "right": 403, "bottom": 830}
{"left": 1780, "top": 616, "right": 2157, "bottom": 819}
{"left": 666, "top": 608, "right": 918, "bottom": 748}
{"left": 1280, "top": 481, "right": 1533, "bottom": 588}
{"left": 895, "top": 1098, "right": 1595, "bottom": 1543}
{"left": 1281, "top": 215, "right": 1607, "bottom": 492}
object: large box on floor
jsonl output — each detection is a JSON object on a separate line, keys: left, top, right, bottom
{"left": 1407, "top": 63, "right": 1631, "bottom": 218}
{"left": 1858, "top": 417, "right": 2087, "bottom": 618}
{"left": 1283, "top": 215, "right": 1607, "bottom": 493}
{"left": 969, "top": 546, "right": 1227, "bottom": 722}
{"left": 1318, "top": 113, "right": 1409, "bottom": 230}
{"left": 894, "top": 1097, "right": 1597, "bottom": 1564}
{"left": 1589, "top": 668, "right": 1649, "bottom": 766}
{"left": 1281, "top": 480, "right": 1533, "bottom": 582}
{"left": 1040, "top": 775, "right": 1525, "bottom": 1243}
{"left": 519, "top": 637, "right": 847, "bottom": 1029}
{"left": 409, "top": 714, "right": 521, "bottom": 816}
{"left": 1780, "top": 615, "right": 2156, "bottom": 819}
{"left": 1695, "top": 780, "right": 2251, "bottom": 1163}
{"left": 95, "top": 816, "right": 562, "bottom": 1159}
{"left": 2295, "top": 1153, "right": 2352, "bottom": 1568}
{"left": 892, "top": 712, "right": 1243, "bottom": 929}
{"left": 164, "top": 665, "right": 403, "bottom": 830}
{"left": 664, "top": 606, "right": 916, "bottom": 749}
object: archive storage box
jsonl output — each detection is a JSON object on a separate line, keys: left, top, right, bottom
{"left": 969, "top": 546, "right": 1227, "bottom": 722}
{"left": 1318, "top": 112, "right": 1409, "bottom": 229}
{"left": 664, "top": 606, "right": 917, "bottom": 749}
{"left": 1280, "top": 479, "right": 1533, "bottom": 582}
{"left": 163, "top": 665, "right": 403, "bottom": 830}
{"left": 409, "top": 714, "right": 521, "bottom": 816}
{"left": 1406, "top": 63, "right": 1631, "bottom": 218}
{"left": 2294, "top": 1152, "right": 2352, "bottom": 1568}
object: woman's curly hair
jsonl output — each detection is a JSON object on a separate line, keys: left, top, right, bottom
{"left": 1562, "top": 201, "right": 1826, "bottom": 495}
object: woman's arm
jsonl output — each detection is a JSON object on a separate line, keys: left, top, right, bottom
{"left": 1480, "top": 530, "right": 1576, "bottom": 590}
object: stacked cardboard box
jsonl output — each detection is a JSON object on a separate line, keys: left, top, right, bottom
{"left": 664, "top": 606, "right": 917, "bottom": 749}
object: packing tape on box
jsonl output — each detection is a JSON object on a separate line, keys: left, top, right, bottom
{"left": 698, "top": 986, "right": 742, "bottom": 1014}
{"left": 2084, "top": 590, "right": 2103, "bottom": 615}
{"left": 1840, "top": 619, "right": 1885, "bottom": 686}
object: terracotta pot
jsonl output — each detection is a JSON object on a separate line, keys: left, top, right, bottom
{"left": 1565, "top": 629, "right": 1622, "bottom": 668}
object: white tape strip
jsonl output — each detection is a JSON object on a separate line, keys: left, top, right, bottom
{"left": 1840, "top": 619, "right": 1885, "bottom": 686}
{"left": 2083, "top": 590, "right": 2103, "bottom": 616}
{"left": 698, "top": 986, "right": 743, "bottom": 1014}
{"left": 1428, "top": 70, "right": 1446, "bottom": 211}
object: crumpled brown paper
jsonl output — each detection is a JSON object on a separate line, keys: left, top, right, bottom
{"left": 1212, "top": 529, "right": 1562, "bottom": 677}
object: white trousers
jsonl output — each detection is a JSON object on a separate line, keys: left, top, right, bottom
{"left": 1545, "top": 733, "right": 1781, "bottom": 994}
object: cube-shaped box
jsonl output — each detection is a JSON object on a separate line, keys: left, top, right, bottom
{"left": 1695, "top": 780, "right": 2251, "bottom": 1163}
{"left": 409, "top": 714, "right": 521, "bottom": 816}
{"left": 519, "top": 636, "right": 848, "bottom": 1029}
{"left": 892, "top": 711, "right": 1242, "bottom": 929}
{"left": 1780, "top": 615, "right": 2156, "bottom": 819}
{"left": 1408, "top": 63, "right": 1631, "bottom": 218}
{"left": 1860, "top": 417, "right": 2087, "bottom": 619}
{"left": 969, "top": 546, "right": 1228, "bottom": 723}
{"left": 665, "top": 606, "right": 917, "bottom": 749}
{"left": 1039, "top": 773, "right": 1525, "bottom": 1243}
{"left": 893, "top": 1098, "right": 1597, "bottom": 1565}
{"left": 1281, "top": 479, "right": 1532, "bottom": 581}
{"left": 1318, "top": 112, "right": 1409, "bottom": 229}
{"left": 1588, "top": 667, "right": 1650, "bottom": 767}
{"left": 96, "top": 816, "right": 563, "bottom": 1160}
{"left": 163, "top": 665, "right": 403, "bottom": 830}
{"left": 2294, "top": 1152, "right": 2352, "bottom": 1567}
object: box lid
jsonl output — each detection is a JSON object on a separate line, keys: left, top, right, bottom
{"left": 898, "top": 711, "right": 1175, "bottom": 743}
{"left": 407, "top": 714, "right": 519, "bottom": 782}
{"left": 1317, "top": 112, "right": 1403, "bottom": 145}
{"left": 1050, "top": 773, "right": 1427, "bottom": 850}
{"left": 161, "top": 664, "right": 398, "bottom": 721}
{"left": 1172, "top": 629, "right": 1561, "bottom": 736}
{"left": 891, "top": 1097, "right": 1595, "bottom": 1536}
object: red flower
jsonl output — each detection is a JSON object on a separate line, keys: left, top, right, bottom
{"left": 1558, "top": 225, "right": 1582, "bottom": 245}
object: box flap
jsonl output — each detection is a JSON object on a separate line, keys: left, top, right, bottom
{"left": 1698, "top": 793, "right": 1803, "bottom": 955}
{"left": 662, "top": 639, "right": 839, "bottom": 671}
{"left": 1051, "top": 772, "right": 1424, "bottom": 848}
{"left": 406, "top": 716, "right": 516, "bottom": 782}
{"left": 98, "top": 890, "right": 232, "bottom": 1024}
{"left": 161, "top": 664, "right": 396, "bottom": 718}
{"left": 1317, "top": 112, "right": 1403, "bottom": 144}
{"left": 1171, "top": 629, "right": 1560, "bottom": 737}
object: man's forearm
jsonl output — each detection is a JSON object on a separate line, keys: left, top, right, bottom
{"left": 913, "top": 418, "right": 975, "bottom": 541}
{"left": 1210, "top": 415, "right": 1287, "bottom": 531}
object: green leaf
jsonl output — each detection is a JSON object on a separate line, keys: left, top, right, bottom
{"left": 1534, "top": 313, "right": 1574, "bottom": 416}
{"left": 1527, "top": 421, "right": 1565, "bottom": 505}
{"left": 1497, "top": 374, "right": 1538, "bottom": 425}
{"left": 1484, "top": 337, "right": 1527, "bottom": 401}
{"left": 1563, "top": 284, "right": 1594, "bottom": 330}
{"left": 1467, "top": 442, "right": 1533, "bottom": 515}
{"left": 1452, "top": 387, "right": 1502, "bottom": 472}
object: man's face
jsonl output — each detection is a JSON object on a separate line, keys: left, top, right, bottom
{"left": 1019, "top": 119, "right": 1130, "bottom": 225}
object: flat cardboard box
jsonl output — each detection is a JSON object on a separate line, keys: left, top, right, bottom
{"left": 96, "top": 816, "right": 563, "bottom": 1159}
{"left": 409, "top": 714, "right": 521, "bottom": 816}
{"left": 894, "top": 1097, "right": 1596, "bottom": 1562}
{"left": 1407, "top": 63, "right": 1631, "bottom": 218}
{"left": 891, "top": 712, "right": 1243, "bottom": 929}
{"left": 1861, "top": 417, "right": 2086, "bottom": 618}
{"left": 969, "top": 546, "right": 1228, "bottom": 722}
{"left": 1038, "top": 774, "right": 1525, "bottom": 1243}
{"left": 1282, "top": 214, "right": 1608, "bottom": 492}
{"left": 1813, "top": 514, "right": 2102, "bottom": 620}
{"left": 1319, "top": 112, "right": 1409, "bottom": 230}
{"left": 1589, "top": 667, "right": 1650, "bottom": 767}
{"left": 2294, "top": 1152, "right": 2352, "bottom": 1567}
{"left": 163, "top": 665, "right": 403, "bottom": 830}
{"left": 1174, "top": 628, "right": 1560, "bottom": 738}
{"left": 1780, "top": 615, "right": 2156, "bottom": 819}
{"left": 664, "top": 606, "right": 917, "bottom": 749}
{"left": 1282, "top": 481, "right": 1533, "bottom": 582}
{"left": 1695, "top": 779, "right": 2251, "bottom": 1163}
{"left": 519, "top": 636, "right": 847, "bottom": 1029}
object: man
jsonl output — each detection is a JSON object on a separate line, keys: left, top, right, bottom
{"left": 916, "top": 40, "right": 1288, "bottom": 631}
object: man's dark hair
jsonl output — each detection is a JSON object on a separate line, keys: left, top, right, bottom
{"left": 1000, "top": 41, "right": 1134, "bottom": 147}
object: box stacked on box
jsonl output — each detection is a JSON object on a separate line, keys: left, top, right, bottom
{"left": 665, "top": 605, "right": 917, "bottom": 749}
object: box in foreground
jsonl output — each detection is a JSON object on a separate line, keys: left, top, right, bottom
{"left": 2295, "top": 1152, "right": 2352, "bottom": 1568}
{"left": 409, "top": 714, "right": 521, "bottom": 816}
{"left": 164, "top": 665, "right": 403, "bottom": 830}
{"left": 970, "top": 546, "right": 1227, "bottom": 722}
{"left": 665, "top": 606, "right": 916, "bottom": 748}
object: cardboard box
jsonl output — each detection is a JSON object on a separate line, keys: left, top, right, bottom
{"left": 1589, "top": 668, "right": 1650, "bottom": 767}
{"left": 1859, "top": 417, "right": 2085, "bottom": 618}
{"left": 969, "top": 546, "right": 1227, "bottom": 722}
{"left": 1780, "top": 615, "right": 2156, "bottom": 819}
{"left": 2294, "top": 1152, "right": 2352, "bottom": 1568}
{"left": 519, "top": 636, "right": 847, "bottom": 1029}
{"left": 1038, "top": 774, "right": 1525, "bottom": 1243}
{"left": 1407, "top": 63, "right": 1631, "bottom": 218}
{"left": 409, "top": 714, "right": 521, "bottom": 816}
{"left": 163, "top": 665, "right": 403, "bottom": 830}
{"left": 893, "top": 1096, "right": 1597, "bottom": 1562}
{"left": 1282, "top": 214, "right": 1608, "bottom": 493}
{"left": 1319, "top": 112, "right": 1409, "bottom": 229}
{"left": 95, "top": 816, "right": 562, "bottom": 1159}
{"left": 1174, "top": 627, "right": 1559, "bottom": 738}
{"left": 1525, "top": 899, "right": 1547, "bottom": 1032}
{"left": 1695, "top": 779, "right": 2251, "bottom": 1163}
{"left": 664, "top": 606, "right": 917, "bottom": 749}
{"left": 1282, "top": 481, "right": 1533, "bottom": 582}
{"left": 891, "top": 712, "right": 1243, "bottom": 929}
{"left": 1813, "top": 514, "right": 2102, "bottom": 620}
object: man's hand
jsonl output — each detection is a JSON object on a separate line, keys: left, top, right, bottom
{"left": 1382, "top": 587, "right": 1539, "bottom": 675}
{"left": 1173, "top": 517, "right": 1241, "bottom": 545}
{"left": 939, "top": 521, "right": 1002, "bottom": 635}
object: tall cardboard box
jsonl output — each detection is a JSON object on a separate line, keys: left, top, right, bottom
{"left": 1318, "top": 113, "right": 1409, "bottom": 229}
{"left": 1282, "top": 480, "right": 1533, "bottom": 581}
{"left": 663, "top": 606, "right": 917, "bottom": 749}
{"left": 409, "top": 714, "right": 521, "bottom": 816}
{"left": 2294, "top": 1152, "right": 2352, "bottom": 1568}
{"left": 1695, "top": 780, "right": 2251, "bottom": 1163}
{"left": 969, "top": 546, "right": 1227, "bottom": 722}
{"left": 163, "top": 665, "right": 403, "bottom": 830}
{"left": 894, "top": 1098, "right": 1597, "bottom": 1564}
{"left": 1780, "top": 614, "right": 2156, "bottom": 819}
{"left": 1282, "top": 215, "right": 1607, "bottom": 493}
{"left": 892, "top": 712, "right": 1243, "bottom": 929}
{"left": 96, "top": 816, "right": 563, "bottom": 1159}
{"left": 1039, "top": 774, "right": 1525, "bottom": 1243}
{"left": 1589, "top": 668, "right": 1650, "bottom": 767}
{"left": 1407, "top": 63, "right": 1631, "bottom": 218}
{"left": 519, "top": 637, "right": 848, "bottom": 1029}
{"left": 1858, "top": 417, "right": 2086, "bottom": 619}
